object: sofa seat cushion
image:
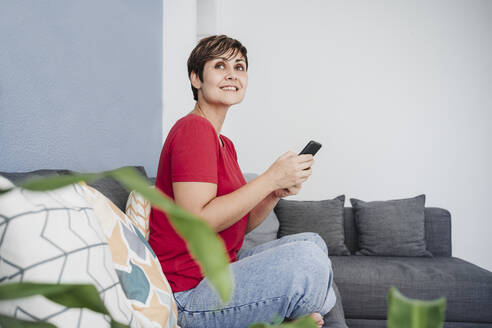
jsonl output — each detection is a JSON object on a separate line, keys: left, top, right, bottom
{"left": 331, "top": 256, "right": 492, "bottom": 323}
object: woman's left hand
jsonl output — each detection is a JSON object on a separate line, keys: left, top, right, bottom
{"left": 273, "top": 184, "right": 302, "bottom": 198}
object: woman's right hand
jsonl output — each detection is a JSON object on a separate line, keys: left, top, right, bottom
{"left": 264, "top": 151, "right": 314, "bottom": 190}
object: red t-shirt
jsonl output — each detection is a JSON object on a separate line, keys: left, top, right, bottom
{"left": 149, "top": 113, "right": 249, "bottom": 292}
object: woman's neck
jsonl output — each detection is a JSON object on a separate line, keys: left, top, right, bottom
{"left": 191, "top": 102, "right": 227, "bottom": 137}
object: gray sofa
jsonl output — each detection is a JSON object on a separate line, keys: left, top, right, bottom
{"left": 242, "top": 174, "right": 492, "bottom": 327}
{"left": 2, "top": 167, "right": 492, "bottom": 328}
{"left": 327, "top": 207, "right": 492, "bottom": 328}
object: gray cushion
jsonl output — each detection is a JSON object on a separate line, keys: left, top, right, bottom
{"left": 82, "top": 166, "right": 148, "bottom": 211}
{"left": 343, "top": 207, "right": 452, "bottom": 256}
{"left": 240, "top": 173, "right": 280, "bottom": 251}
{"left": 424, "top": 208, "right": 452, "bottom": 257}
{"left": 274, "top": 195, "right": 350, "bottom": 256}
{"left": 331, "top": 256, "right": 492, "bottom": 323}
{"left": 342, "top": 207, "right": 358, "bottom": 254}
{"left": 350, "top": 195, "right": 432, "bottom": 257}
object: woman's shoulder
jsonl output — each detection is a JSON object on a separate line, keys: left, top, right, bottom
{"left": 171, "top": 113, "right": 216, "bottom": 135}
{"left": 166, "top": 114, "right": 219, "bottom": 151}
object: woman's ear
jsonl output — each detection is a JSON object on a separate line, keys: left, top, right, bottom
{"left": 190, "top": 71, "right": 202, "bottom": 90}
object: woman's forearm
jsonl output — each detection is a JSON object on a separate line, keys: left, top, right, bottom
{"left": 246, "top": 192, "right": 280, "bottom": 234}
{"left": 200, "top": 173, "right": 277, "bottom": 232}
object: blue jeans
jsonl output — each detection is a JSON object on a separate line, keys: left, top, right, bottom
{"left": 174, "top": 232, "right": 336, "bottom": 328}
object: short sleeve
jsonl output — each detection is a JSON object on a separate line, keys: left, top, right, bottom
{"left": 170, "top": 118, "right": 220, "bottom": 183}
{"left": 226, "top": 136, "right": 239, "bottom": 162}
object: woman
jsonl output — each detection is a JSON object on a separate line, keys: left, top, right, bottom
{"left": 149, "top": 35, "right": 335, "bottom": 328}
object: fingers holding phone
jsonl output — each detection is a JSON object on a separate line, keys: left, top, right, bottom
{"left": 265, "top": 152, "right": 306, "bottom": 189}
{"left": 299, "top": 140, "right": 321, "bottom": 171}
{"left": 297, "top": 154, "right": 314, "bottom": 172}
{"left": 294, "top": 140, "right": 321, "bottom": 186}
{"left": 265, "top": 140, "right": 322, "bottom": 191}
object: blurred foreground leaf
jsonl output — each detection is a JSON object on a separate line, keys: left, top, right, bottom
{"left": 387, "top": 287, "right": 446, "bottom": 328}
{"left": 18, "top": 173, "right": 104, "bottom": 191}
{"left": 0, "top": 282, "right": 128, "bottom": 328}
{"left": 249, "top": 315, "right": 317, "bottom": 328}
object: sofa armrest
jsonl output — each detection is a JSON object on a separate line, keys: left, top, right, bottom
{"left": 424, "top": 207, "right": 452, "bottom": 257}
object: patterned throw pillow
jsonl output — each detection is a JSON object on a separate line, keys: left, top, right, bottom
{"left": 0, "top": 176, "right": 138, "bottom": 328}
{"left": 81, "top": 184, "right": 179, "bottom": 328}
{"left": 125, "top": 190, "right": 151, "bottom": 240}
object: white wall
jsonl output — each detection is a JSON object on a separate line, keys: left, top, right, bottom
{"left": 163, "top": 0, "right": 197, "bottom": 141}
{"left": 165, "top": 0, "right": 492, "bottom": 271}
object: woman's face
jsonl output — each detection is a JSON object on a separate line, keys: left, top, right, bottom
{"left": 194, "top": 50, "right": 248, "bottom": 107}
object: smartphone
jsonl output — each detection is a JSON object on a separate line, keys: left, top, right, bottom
{"left": 299, "top": 140, "right": 322, "bottom": 156}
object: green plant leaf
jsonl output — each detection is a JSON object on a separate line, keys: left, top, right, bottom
{"left": 278, "top": 316, "right": 318, "bottom": 328}
{"left": 249, "top": 324, "right": 270, "bottom": 328}
{"left": 19, "top": 173, "right": 104, "bottom": 191}
{"left": 0, "top": 283, "right": 107, "bottom": 314}
{"left": 0, "top": 314, "right": 56, "bottom": 328}
{"left": 108, "top": 167, "right": 232, "bottom": 303}
{"left": 0, "top": 282, "right": 129, "bottom": 328}
{"left": 387, "top": 287, "right": 446, "bottom": 328}
{"left": 111, "top": 319, "right": 132, "bottom": 328}
{"left": 247, "top": 315, "right": 317, "bottom": 328}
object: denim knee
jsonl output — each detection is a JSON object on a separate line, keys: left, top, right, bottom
{"left": 297, "top": 232, "right": 329, "bottom": 257}
{"left": 282, "top": 241, "right": 333, "bottom": 318}
{"left": 174, "top": 240, "right": 335, "bottom": 327}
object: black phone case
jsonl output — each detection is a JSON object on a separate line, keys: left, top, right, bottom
{"left": 299, "top": 140, "right": 322, "bottom": 156}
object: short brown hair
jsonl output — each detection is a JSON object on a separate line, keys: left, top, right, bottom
{"left": 187, "top": 35, "right": 248, "bottom": 101}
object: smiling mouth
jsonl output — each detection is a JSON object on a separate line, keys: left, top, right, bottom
{"left": 220, "top": 86, "right": 238, "bottom": 91}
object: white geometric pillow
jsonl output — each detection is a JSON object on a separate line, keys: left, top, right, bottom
{"left": 125, "top": 191, "right": 151, "bottom": 240}
{"left": 0, "top": 176, "right": 139, "bottom": 328}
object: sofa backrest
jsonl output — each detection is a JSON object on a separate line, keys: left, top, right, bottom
{"left": 0, "top": 166, "right": 148, "bottom": 212}
{"left": 343, "top": 207, "right": 452, "bottom": 256}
